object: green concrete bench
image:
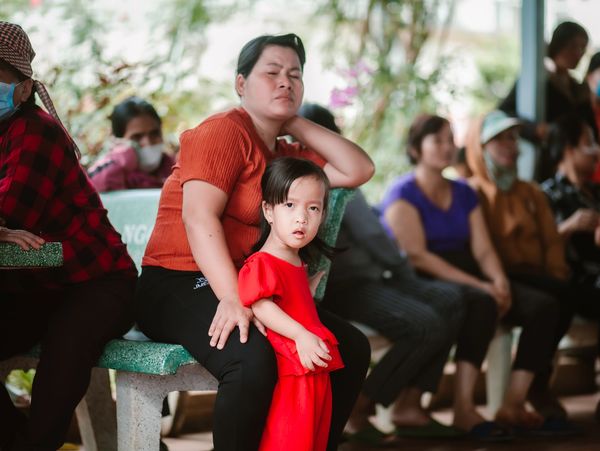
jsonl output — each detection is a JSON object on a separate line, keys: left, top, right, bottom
{"left": 1, "top": 187, "right": 354, "bottom": 451}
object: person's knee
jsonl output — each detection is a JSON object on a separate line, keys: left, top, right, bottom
{"left": 529, "top": 295, "right": 560, "bottom": 328}
{"left": 467, "top": 292, "right": 498, "bottom": 324}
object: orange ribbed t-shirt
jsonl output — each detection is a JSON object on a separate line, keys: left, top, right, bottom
{"left": 142, "top": 107, "right": 325, "bottom": 271}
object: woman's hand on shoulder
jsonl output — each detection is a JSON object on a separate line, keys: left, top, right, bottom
{"left": 0, "top": 226, "right": 45, "bottom": 250}
{"left": 281, "top": 115, "right": 374, "bottom": 188}
{"left": 208, "top": 299, "right": 265, "bottom": 349}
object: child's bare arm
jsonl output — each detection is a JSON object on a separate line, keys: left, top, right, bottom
{"left": 251, "top": 298, "right": 331, "bottom": 371}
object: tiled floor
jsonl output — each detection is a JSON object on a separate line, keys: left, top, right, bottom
{"left": 160, "top": 393, "right": 600, "bottom": 450}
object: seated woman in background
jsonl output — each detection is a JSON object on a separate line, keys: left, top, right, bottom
{"left": 381, "top": 114, "right": 561, "bottom": 436}
{"left": 465, "top": 110, "right": 575, "bottom": 430}
{"left": 584, "top": 52, "right": 600, "bottom": 183}
{"left": 88, "top": 96, "right": 175, "bottom": 192}
{"left": 499, "top": 21, "right": 596, "bottom": 180}
{"left": 299, "top": 104, "right": 466, "bottom": 444}
{"left": 541, "top": 114, "right": 600, "bottom": 394}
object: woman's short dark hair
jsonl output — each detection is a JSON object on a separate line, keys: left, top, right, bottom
{"left": 298, "top": 103, "right": 341, "bottom": 134}
{"left": 548, "top": 21, "right": 589, "bottom": 59}
{"left": 548, "top": 114, "right": 589, "bottom": 164}
{"left": 251, "top": 156, "right": 333, "bottom": 264}
{"left": 110, "top": 96, "right": 162, "bottom": 137}
{"left": 406, "top": 114, "right": 450, "bottom": 164}
{"left": 236, "top": 33, "right": 306, "bottom": 78}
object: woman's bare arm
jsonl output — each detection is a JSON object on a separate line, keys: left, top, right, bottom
{"left": 282, "top": 115, "right": 374, "bottom": 188}
{"left": 182, "top": 180, "right": 265, "bottom": 349}
{"left": 385, "top": 200, "right": 487, "bottom": 289}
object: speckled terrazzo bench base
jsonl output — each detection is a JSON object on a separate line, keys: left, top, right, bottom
{"left": 3, "top": 339, "right": 218, "bottom": 451}
{"left": 0, "top": 241, "right": 63, "bottom": 267}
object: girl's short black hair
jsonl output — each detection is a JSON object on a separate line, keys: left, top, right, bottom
{"left": 251, "top": 156, "right": 333, "bottom": 264}
{"left": 548, "top": 114, "right": 590, "bottom": 164}
{"left": 236, "top": 33, "right": 306, "bottom": 78}
{"left": 406, "top": 114, "right": 450, "bottom": 164}
{"left": 110, "top": 96, "right": 162, "bottom": 137}
{"left": 548, "top": 21, "right": 589, "bottom": 59}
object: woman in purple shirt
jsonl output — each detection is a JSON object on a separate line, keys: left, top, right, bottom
{"left": 380, "top": 114, "right": 560, "bottom": 438}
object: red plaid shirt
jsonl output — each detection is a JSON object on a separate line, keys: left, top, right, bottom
{"left": 0, "top": 104, "right": 136, "bottom": 288}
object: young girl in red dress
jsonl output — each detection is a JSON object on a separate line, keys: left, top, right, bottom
{"left": 238, "top": 157, "right": 345, "bottom": 451}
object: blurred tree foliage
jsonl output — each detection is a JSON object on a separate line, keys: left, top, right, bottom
{"left": 469, "top": 36, "right": 519, "bottom": 115}
{"left": 313, "top": 0, "right": 459, "bottom": 199}
{"left": 1, "top": 0, "right": 238, "bottom": 164}
{"left": 1, "top": 0, "right": 516, "bottom": 198}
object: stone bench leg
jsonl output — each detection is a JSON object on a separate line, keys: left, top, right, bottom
{"left": 75, "top": 368, "right": 117, "bottom": 451}
{"left": 486, "top": 327, "right": 513, "bottom": 416}
{"left": 116, "top": 372, "right": 166, "bottom": 451}
{"left": 115, "top": 365, "right": 218, "bottom": 451}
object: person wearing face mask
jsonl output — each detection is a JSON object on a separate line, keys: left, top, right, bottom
{"left": 88, "top": 96, "right": 175, "bottom": 192}
{"left": 0, "top": 21, "right": 137, "bottom": 450}
{"left": 465, "top": 110, "right": 580, "bottom": 434}
{"left": 541, "top": 114, "right": 600, "bottom": 419}
{"left": 499, "top": 21, "right": 597, "bottom": 181}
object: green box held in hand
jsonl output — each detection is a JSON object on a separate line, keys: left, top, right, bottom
{"left": 0, "top": 241, "right": 63, "bottom": 268}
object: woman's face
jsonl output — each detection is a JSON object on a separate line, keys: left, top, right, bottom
{"left": 554, "top": 35, "right": 587, "bottom": 71}
{"left": 484, "top": 127, "right": 520, "bottom": 169}
{"left": 566, "top": 125, "right": 599, "bottom": 181}
{"left": 0, "top": 64, "right": 32, "bottom": 108}
{"left": 123, "top": 114, "right": 163, "bottom": 147}
{"left": 236, "top": 45, "right": 304, "bottom": 122}
{"left": 415, "top": 123, "right": 456, "bottom": 171}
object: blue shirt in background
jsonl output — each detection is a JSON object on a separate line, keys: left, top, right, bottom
{"left": 379, "top": 172, "right": 479, "bottom": 254}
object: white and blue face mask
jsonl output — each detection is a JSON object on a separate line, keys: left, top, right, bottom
{"left": 0, "top": 81, "right": 23, "bottom": 121}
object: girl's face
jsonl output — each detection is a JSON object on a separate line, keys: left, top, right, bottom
{"left": 554, "top": 35, "right": 587, "bottom": 71}
{"left": 236, "top": 45, "right": 304, "bottom": 123}
{"left": 123, "top": 114, "right": 163, "bottom": 147}
{"left": 484, "top": 127, "right": 520, "bottom": 168}
{"left": 566, "top": 125, "right": 599, "bottom": 180}
{"left": 415, "top": 123, "right": 456, "bottom": 171}
{"left": 262, "top": 175, "right": 325, "bottom": 252}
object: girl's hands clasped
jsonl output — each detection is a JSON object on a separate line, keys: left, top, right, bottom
{"left": 293, "top": 329, "right": 332, "bottom": 371}
{"left": 208, "top": 299, "right": 266, "bottom": 350}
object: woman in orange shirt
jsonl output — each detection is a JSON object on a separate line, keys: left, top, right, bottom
{"left": 134, "top": 33, "right": 374, "bottom": 451}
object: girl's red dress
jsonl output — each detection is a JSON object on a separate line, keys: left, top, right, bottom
{"left": 238, "top": 251, "right": 344, "bottom": 451}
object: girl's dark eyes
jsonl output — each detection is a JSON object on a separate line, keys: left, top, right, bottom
{"left": 285, "top": 202, "right": 294, "bottom": 208}
{"left": 309, "top": 206, "right": 320, "bottom": 212}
